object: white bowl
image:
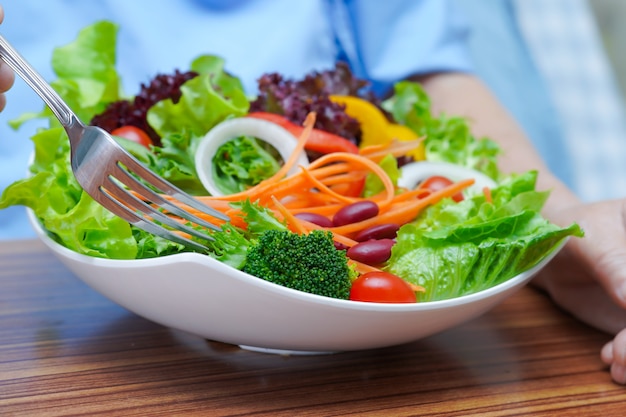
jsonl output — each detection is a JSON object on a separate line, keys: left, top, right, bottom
{"left": 29, "top": 209, "right": 565, "bottom": 354}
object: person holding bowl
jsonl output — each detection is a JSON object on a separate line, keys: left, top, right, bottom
{"left": 0, "top": 1, "right": 625, "bottom": 385}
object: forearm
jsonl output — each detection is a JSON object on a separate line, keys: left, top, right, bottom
{"left": 415, "top": 72, "right": 581, "bottom": 220}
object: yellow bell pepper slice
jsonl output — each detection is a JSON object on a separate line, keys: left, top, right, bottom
{"left": 330, "top": 95, "right": 425, "bottom": 160}
{"left": 329, "top": 95, "right": 389, "bottom": 148}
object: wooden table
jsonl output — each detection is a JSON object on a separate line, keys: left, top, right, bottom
{"left": 1, "top": 239, "right": 625, "bottom": 416}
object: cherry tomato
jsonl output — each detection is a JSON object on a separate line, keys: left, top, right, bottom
{"left": 111, "top": 126, "right": 153, "bottom": 148}
{"left": 349, "top": 271, "right": 416, "bottom": 303}
{"left": 419, "top": 175, "right": 464, "bottom": 202}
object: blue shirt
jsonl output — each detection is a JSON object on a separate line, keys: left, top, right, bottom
{"left": 0, "top": 0, "right": 473, "bottom": 239}
{"left": 454, "top": 0, "right": 574, "bottom": 191}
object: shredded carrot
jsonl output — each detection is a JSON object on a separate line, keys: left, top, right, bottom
{"left": 298, "top": 166, "right": 359, "bottom": 205}
{"left": 271, "top": 196, "right": 309, "bottom": 234}
{"left": 282, "top": 194, "right": 340, "bottom": 209}
{"left": 349, "top": 260, "right": 383, "bottom": 274}
{"left": 330, "top": 232, "right": 357, "bottom": 248}
{"left": 408, "top": 283, "right": 426, "bottom": 293}
{"left": 308, "top": 152, "right": 396, "bottom": 208}
{"left": 261, "top": 112, "right": 316, "bottom": 184}
{"left": 319, "top": 171, "right": 366, "bottom": 186}
{"left": 358, "top": 143, "right": 389, "bottom": 155}
{"left": 483, "top": 186, "right": 493, "bottom": 204}
{"left": 288, "top": 204, "right": 344, "bottom": 217}
{"left": 359, "top": 138, "right": 425, "bottom": 162}
{"left": 287, "top": 214, "right": 358, "bottom": 248}
{"left": 330, "top": 178, "right": 475, "bottom": 236}
{"left": 376, "top": 186, "right": 431, "bottom": 204}
{"left": 254, "top": 174, "right": 311, "bottom": 205}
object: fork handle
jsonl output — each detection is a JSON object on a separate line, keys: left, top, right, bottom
{"left": 0, "top": 34, "right": 77, "bottom": 128}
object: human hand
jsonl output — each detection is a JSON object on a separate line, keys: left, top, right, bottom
{"left": 0, "top": 5, "right": 16, "bottom": 112}
{"left": 532, "top": 199, "right": 626, "bottom": 384}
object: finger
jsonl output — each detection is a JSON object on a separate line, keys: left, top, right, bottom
{"left": 0, "top": 5, "right": 13, "bottom": 100}
{"left": 0, "top": 61, "right": 15, "bottom": 93}
{"left": 611, "top": 327, "right": 626, "bottom": 365}
{"left": 0, "top": 3, "right": 15, "bottom": 97}
{"left": 611, "top": 363, "right": 626, "bottom": 385}
{"left": 0, "top": 62, "right": 14, "bottom": 112}
{"left": 568, "top": 201, "right": 626, "bottom": 308}
{"left": 600, "top": 330, "right": 626, "bottom": 384}
{"left": 602, "top": 340, "right": 614, "bottom": 364}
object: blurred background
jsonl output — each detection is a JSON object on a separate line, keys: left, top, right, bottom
{"left": 497, "top": 0, "right": 626, "bottom": 203}
{"left": 591, "top": 0, "right": 626, "bottom": 98}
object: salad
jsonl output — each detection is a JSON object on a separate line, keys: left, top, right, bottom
{"left": 0, "top": 21, "right": 583, "bottom": 303}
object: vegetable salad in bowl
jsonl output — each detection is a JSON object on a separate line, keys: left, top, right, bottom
{"left": 0, "top": 22, "right": 582, "bottom": 351}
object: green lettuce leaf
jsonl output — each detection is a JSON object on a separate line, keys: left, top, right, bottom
{"left": 211, "top": 136, "right": 281, "bottom": 195}
{"left": 230, "top": 199, "right": 287, "bottom": 236}
{"left": 148, "top": 130, "right": 208, "bottom": 195}
{"left": 387, "top": 171, "right": 584, "bottom": 301}
{"left": 147, "top": 55, "right": 249, "bottom": 139}
{"left": 0, "top": 128, "right": 137, "bottom": 258}
{"left": 11, "top": 21, "right": 122, "bottom": 130}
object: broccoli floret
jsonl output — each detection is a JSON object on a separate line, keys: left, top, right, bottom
{"left": 243, "top": 229, "right": 355, "bottom": 299}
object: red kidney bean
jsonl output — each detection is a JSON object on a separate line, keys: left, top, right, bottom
{"left": 353, "top": 223, "right": 400, "bottom": 242}
{"left": 332, "top": 200, "right": 379, "bottom": 227}
{"left": 334, "top": 241, "right": 349, "bottom": 251}
{"left": 347, "top": 239, "right": 395, "bottom": 265}
{"left": 294, "top": 212, "right": 333, "bottom": 228}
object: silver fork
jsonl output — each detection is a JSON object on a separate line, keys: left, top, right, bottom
{"left": 0, "top": 34, "right": 229, "bottom": 252}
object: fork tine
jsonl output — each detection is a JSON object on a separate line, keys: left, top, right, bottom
{"left": 104, "top": 176, "right": 217, "bottom": 241}
{"left": 112, "top": 161, "right": 224, "bottom": 233}
{"left": 120, "top": 158, "right": 230, "bottom": 223}
{"left": 98, "top": 179, "right": 213, "bottom": 252}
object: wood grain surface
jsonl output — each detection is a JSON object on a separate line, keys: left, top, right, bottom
{"left": 1, "top": 239, "right": 625, "bottom": 416}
